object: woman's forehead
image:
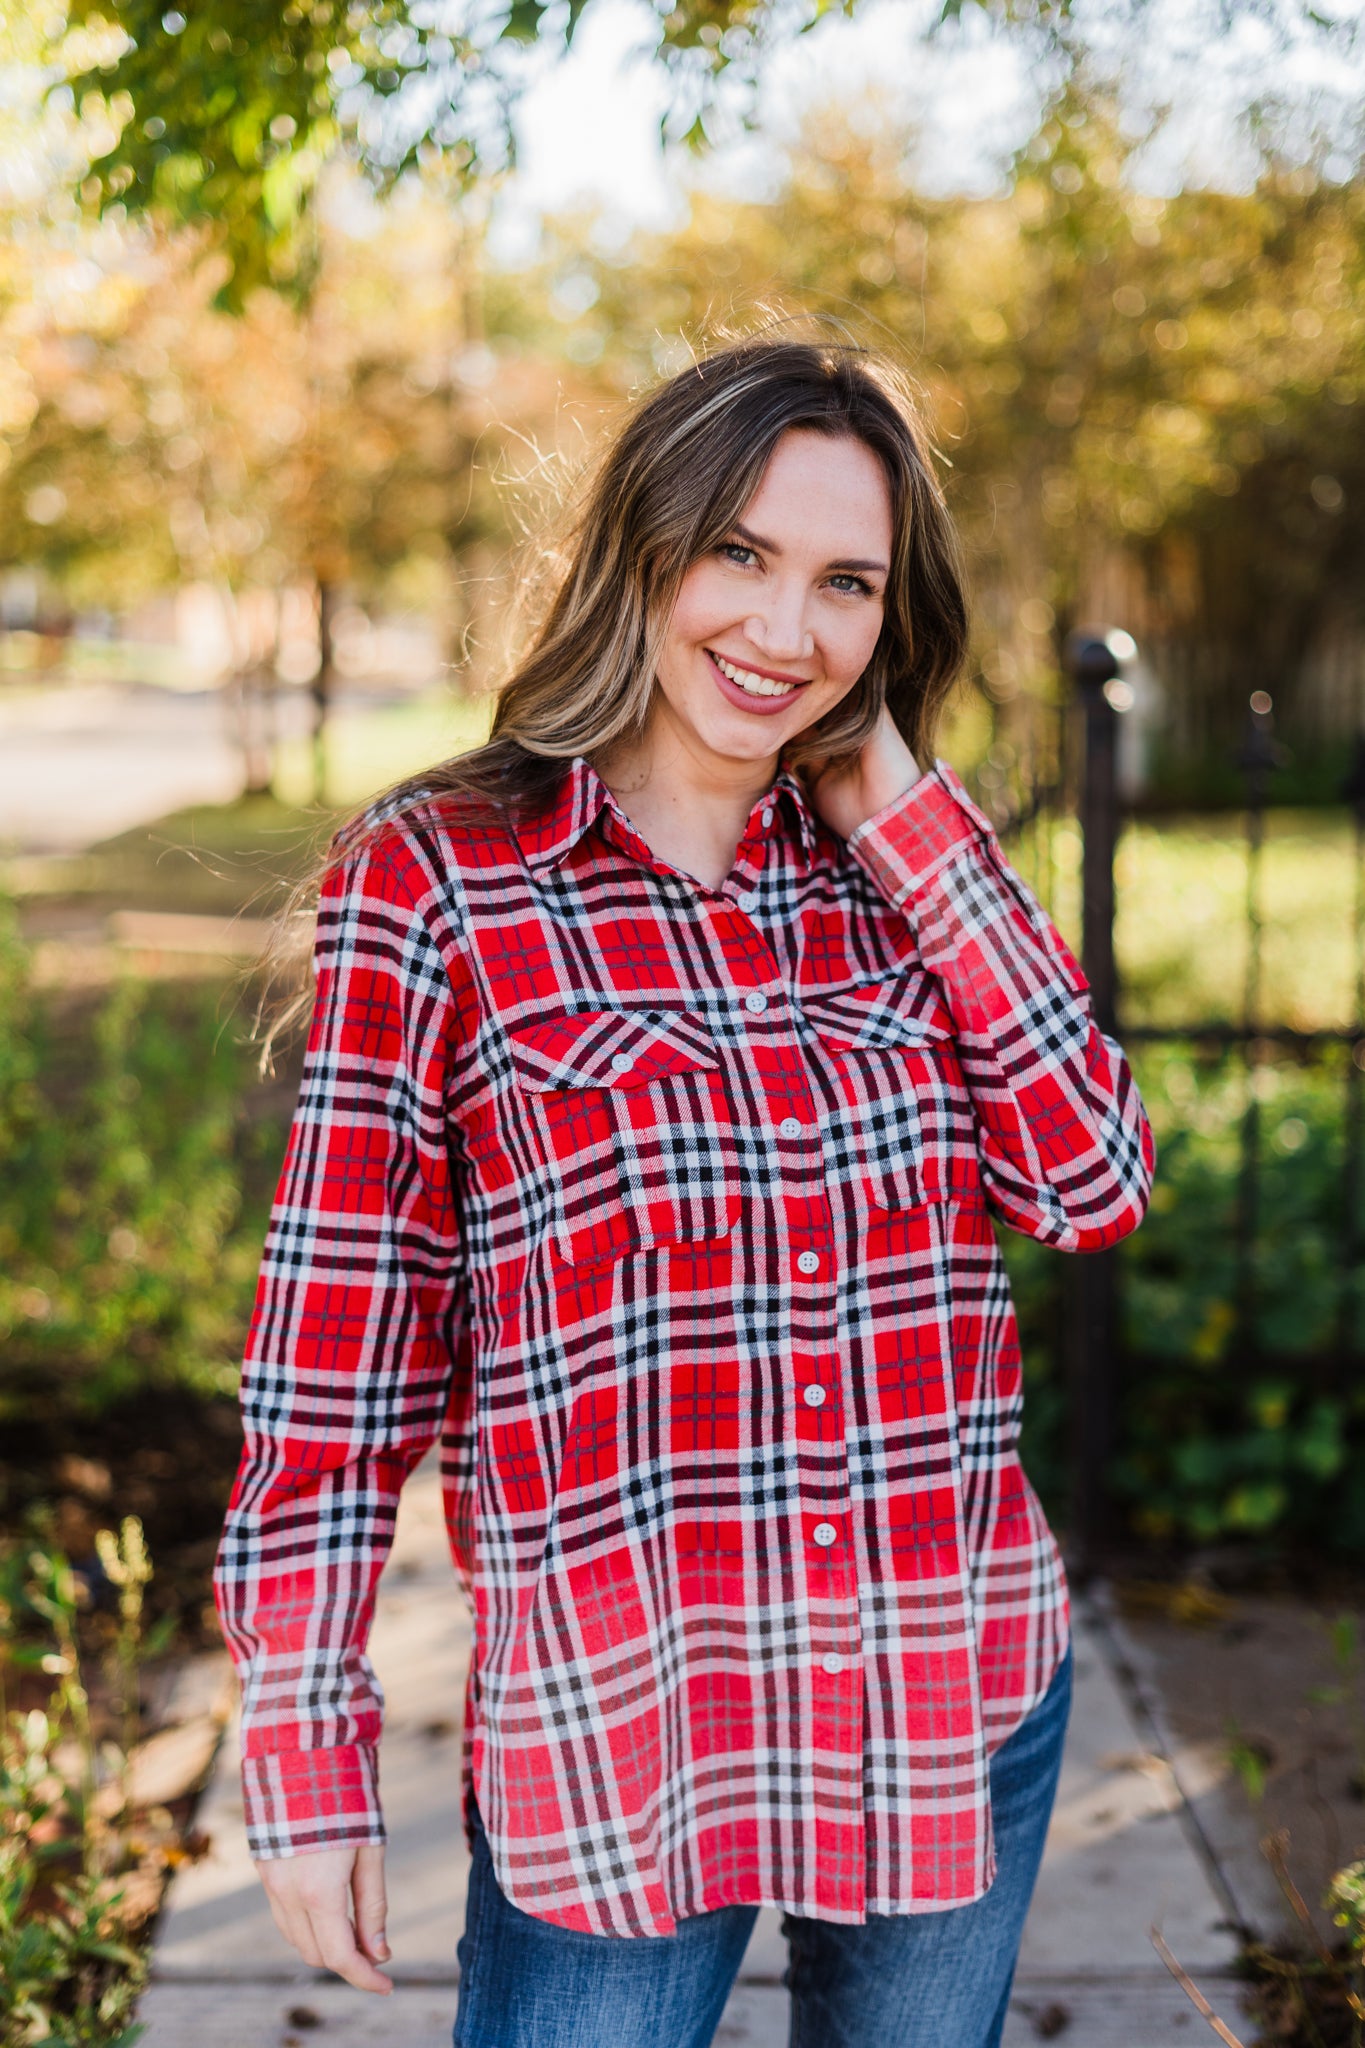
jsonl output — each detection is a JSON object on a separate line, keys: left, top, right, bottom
{"left": 738, "top": 430, "right": 893, "bottom": 559}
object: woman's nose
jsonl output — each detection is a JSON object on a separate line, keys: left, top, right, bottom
{"left": 744, "top": 590, "right": 814, "bottom": 663}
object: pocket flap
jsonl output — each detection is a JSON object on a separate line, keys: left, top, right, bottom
{"left": 800, "top": 979, "right": 953, "bottom": 1055}
{"left": 507, "top": 1009, "right": 720, "bottom": 1092}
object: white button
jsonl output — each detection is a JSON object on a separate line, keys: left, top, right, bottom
{"left": 803, "top": 1384, "right": 827, "bottom": 1408}
{"left": 779, "top": 1117, "right": 803, "bottom": 1138}
{"left": 796, "top": 1250, "right": 820, "bottom": 1276}
{"left": 737, "top": 891, "right": 759, "bottom": 913}
{"left": 761, "top": 807, "right": 774, "bottom": 827}
{"left": 610, "top": 1053, "right": 635, "bottom": 1072}
{"left": 744, "top": 993, "right": 768, "bottom": 1014}
{"left": 821, "top": 1654, "right": 845, "bottom": 1676}
{"left": 812, "top": 1522, "right": 838, "bottom": 1548}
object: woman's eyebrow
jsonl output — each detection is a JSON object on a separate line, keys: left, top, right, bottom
{"left": 729, "top": 521, "right": 777, "bottom": 553}
{"left": 729, "top": 522, "right": 887, "bottom": 575}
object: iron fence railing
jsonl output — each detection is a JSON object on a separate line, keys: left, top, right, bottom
{"left": 966, "top": 643, "right": 1365, "bottom": 1568}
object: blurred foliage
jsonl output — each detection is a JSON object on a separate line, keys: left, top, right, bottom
{"left": 0, "top": 900, "right": 283, "bottom": 1426}
{"left": 51, "top": 0, "right": 1359, "bottom": 305}
{"left": 1005, "top": 810, "right": 1365, "bottom": 1037}
{"left": 1009, "top": 1045, "right": 1365, "bottom": 1553}
{"left": 554, "top": 99, "right": 1365, "bottom": 762}
{"left": 0, "top": 1518, "right": 183, "bottom": 2047}
{"left": 56, "top": 0, "right": 868, "bottom": 304}
{"left": 0, "top": 21, "right": 1360, "bottom": 771}
{"left": 0, "top": 180, "right": 510, "bottom": 619}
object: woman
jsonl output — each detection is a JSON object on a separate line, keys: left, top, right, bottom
{"left": 216, "top": 336, "right": 1154, "bottom": 2048}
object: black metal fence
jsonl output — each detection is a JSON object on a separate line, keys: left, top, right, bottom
{"left": 968, "top": 639, "right": 1365, "bottom": 1568}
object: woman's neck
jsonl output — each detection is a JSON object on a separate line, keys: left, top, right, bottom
{"left": 599, "top": 714, "right": 777, "bottom": 894}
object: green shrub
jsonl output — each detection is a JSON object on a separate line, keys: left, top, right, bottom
{"left": 1009, "top": 1046, "right": 1365, "bottom": 1553}
{"left": 0, "top": 900, "right": 282, "bottom": 1426}
{"left": 0, "top": 1520, "right": 169, "bottom": 2048}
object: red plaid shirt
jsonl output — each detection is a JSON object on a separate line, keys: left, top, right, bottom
{"left": 216, "top": 758, "right": 1152, "bottom": 1934}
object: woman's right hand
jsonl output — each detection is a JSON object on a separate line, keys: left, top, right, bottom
{"left": 255, "top": 1842, "right": 393, "bottom": 1994}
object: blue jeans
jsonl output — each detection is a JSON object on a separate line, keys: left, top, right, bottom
{"left": 452, "top": 1645, "right": 1071, "bottom": 2048}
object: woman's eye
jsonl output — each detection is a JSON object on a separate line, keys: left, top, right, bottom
{"left": 718, "top": 542, "right": 758, "bottom": 567}
{"left": 829, "top": 573, "right": 875, "bottom": 597}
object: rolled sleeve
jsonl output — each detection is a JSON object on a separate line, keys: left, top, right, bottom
{"left": 849, "top": 762, "right": 1154, "bottom": 1251}
{"left": 214, "top": 832, "right": 471, "bottom": 1859}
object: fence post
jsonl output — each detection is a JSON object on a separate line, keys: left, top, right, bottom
{"left": 1062, "top": 632, "right": 1127, "bottom": 1573}
{"left": 1343, "top": 733, "right": 1365, "bottom": 1361}
{"left": 312, "top": 578, "right": 338, "bottom": 808}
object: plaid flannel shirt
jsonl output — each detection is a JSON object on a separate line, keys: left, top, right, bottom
{"left": 215, "top": 757, "right": 1153, "bottom": 1935}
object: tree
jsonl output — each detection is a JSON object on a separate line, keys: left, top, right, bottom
{"left": 56, "top": 0, "right": 1358, "bottom": 306}
{"left": 524, "top": 83, "right": 1365, "bottom": 768}
{"left": 57, "top": 0, "right": 861, "bottom": 305}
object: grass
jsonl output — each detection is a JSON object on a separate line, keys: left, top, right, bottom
{"left": 1117, "top": 812, "right": 1364, "bottom": 1033}
{"left": 1012, "top": 808, "right": 1364, "bottom": 1034}
{"left": 270, "top": 685, "right": 493, "bottom": 811}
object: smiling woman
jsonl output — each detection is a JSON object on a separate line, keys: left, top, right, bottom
{"left": 218, "top": 332, "right": 1154, "bottom": 2048}
{"left": 296, "top": 334, "right": 969, "bottom": 873}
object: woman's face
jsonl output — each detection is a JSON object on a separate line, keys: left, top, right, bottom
{"left": 653, "top": 428, "right": 893, "bottom": 772}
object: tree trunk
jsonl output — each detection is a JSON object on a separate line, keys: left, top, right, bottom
{"left": 313, "top": 578, "right": 338, "bottom": 807}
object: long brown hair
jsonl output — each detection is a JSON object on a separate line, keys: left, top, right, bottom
{"left": 257, "top": 332, "right": 968, "bottom": 1057}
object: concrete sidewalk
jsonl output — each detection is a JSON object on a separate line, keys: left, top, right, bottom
{"left": 139, "top": 1465, "right": 1253, "bottom": 2046}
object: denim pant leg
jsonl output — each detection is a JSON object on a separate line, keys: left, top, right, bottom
{"left": 785, "top": 1646, "right": 1073, "bottom": 2048}
{"left": 452, "top": 1818, "right": 757, "bottom": 2048}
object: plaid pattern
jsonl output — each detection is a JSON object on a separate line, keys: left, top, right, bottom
{"left": 215, "top": 758, "right": 1153, "bottom": 1934}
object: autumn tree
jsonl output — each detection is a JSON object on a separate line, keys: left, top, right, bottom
{"left": 533, "top": 84, "right": 1365, "bottom": 776}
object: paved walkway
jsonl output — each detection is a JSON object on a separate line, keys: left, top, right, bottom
{"left": 0, "top": 682, "right": 250, "bottom": 855}
{"left": 139, "top": 1463, "right": 1256, "bottom": 2047}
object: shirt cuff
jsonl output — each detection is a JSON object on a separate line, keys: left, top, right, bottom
{"left": 242, "top": 1740, "right": 384, "bottom": 1860}
{"left": 846, "top": 760, "right": 996, "bottom": 910}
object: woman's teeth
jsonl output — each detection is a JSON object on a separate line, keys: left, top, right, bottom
{"left": 711, "top": 652, "right": 803, "bottom": 699}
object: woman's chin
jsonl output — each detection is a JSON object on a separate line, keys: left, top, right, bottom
{"left": 689, "top": 694, "right": 824, "bottom": 762}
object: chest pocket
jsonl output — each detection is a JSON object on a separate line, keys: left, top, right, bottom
{"left": 506, "top": 1008, "right": 739, "bottom": 1266}
{"left": 800, "top": 979, "right": 975, "bottom": 1213}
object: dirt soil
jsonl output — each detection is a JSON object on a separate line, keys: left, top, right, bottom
{"left": 1113, "top": 1580, "right": 1365, "bottom": 1937}
{"left": 2, "top": 1387, "right": 246, "bottom": 1651}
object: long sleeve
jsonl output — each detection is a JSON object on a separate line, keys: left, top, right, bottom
{"left": 848, "top": 761, "right": 1154, "bottom": 1251}
{"left": 214, "top": 834, "right": 470, "bottom": 1858}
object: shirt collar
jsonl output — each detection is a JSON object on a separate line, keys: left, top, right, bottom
{"left": 516, "top": 757, "right": 615, "bottom": 875}
{"left": 516, "top": 756, "right": 820, "bottom": 877}
{"left": 767, "top": 763, "right": 819, "bottom": 866}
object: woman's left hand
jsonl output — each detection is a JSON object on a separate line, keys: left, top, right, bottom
{"left": 809, "top": 706, "right": 924, "bottom": 841}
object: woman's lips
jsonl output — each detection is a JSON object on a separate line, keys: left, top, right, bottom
{"left": 705, "top": 649, "right": 811, "bottom": 718}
